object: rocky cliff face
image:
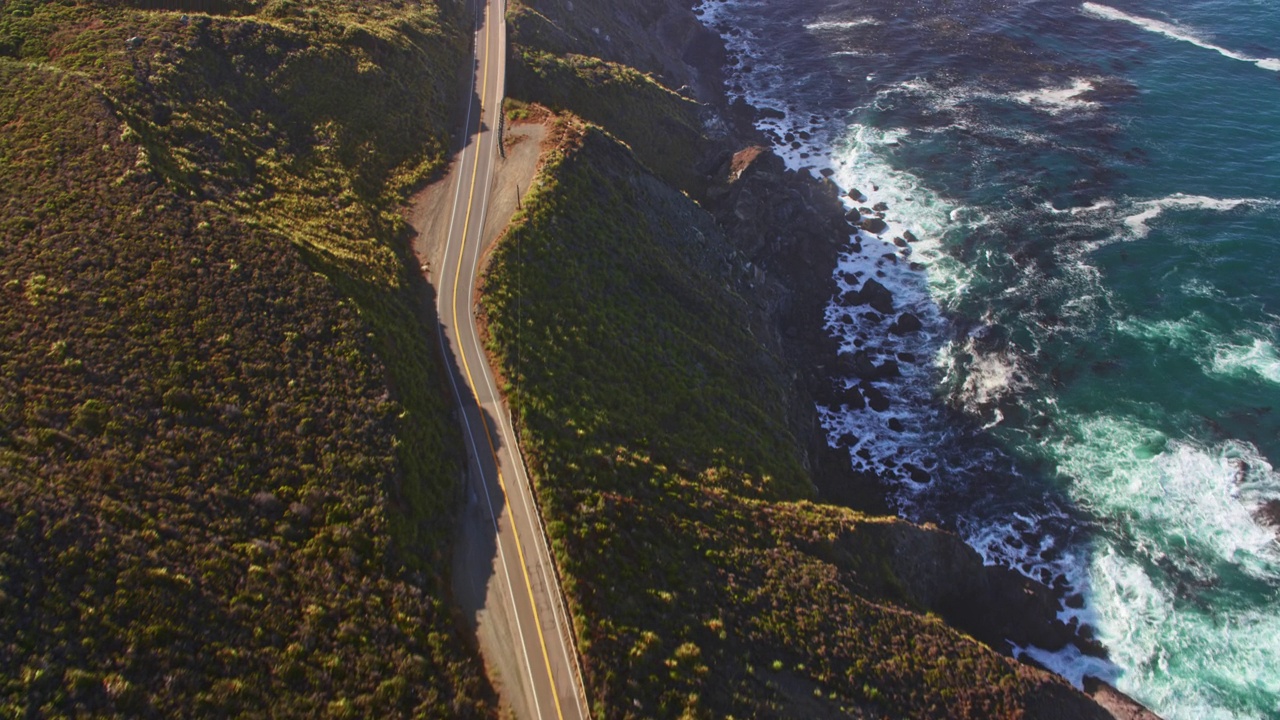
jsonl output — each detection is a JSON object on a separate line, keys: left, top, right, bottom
{"left": 503, "top": 1, "right": 1148, "bottom": 717}
{"left": 513, "top": 0, "right": 904, "bottom": 510}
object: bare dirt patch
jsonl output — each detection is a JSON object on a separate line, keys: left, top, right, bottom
{"left": 406, "top": 113, "right": 549, "bottom": 285}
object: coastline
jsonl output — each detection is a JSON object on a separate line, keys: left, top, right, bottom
{"left": 677, "top": 0, "right": 1147, "bottom": 701}
{"left": 501, "top": 0, "right": 1169, "bottom": 714}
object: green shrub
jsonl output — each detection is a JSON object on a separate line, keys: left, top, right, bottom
{"left": 0, "top": 1, "right": 492, "bottom": 716}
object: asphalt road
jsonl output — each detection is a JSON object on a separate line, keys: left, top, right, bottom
{"left": 435, "top": 1, "right": 589, "bottom": 719}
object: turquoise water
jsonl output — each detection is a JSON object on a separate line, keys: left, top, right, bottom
{"left": 698, "top": 0, "right": 1280, "bottom": 716}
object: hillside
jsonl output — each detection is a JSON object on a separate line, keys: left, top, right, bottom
{"left": 0, "top": 0, "right": 492, "bottom": 716}
{"left": 477, "top": 115, "right": 1110, "bottom": 718}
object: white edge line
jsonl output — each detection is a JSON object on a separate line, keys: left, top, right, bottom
{"left": 436, "top": 3, "right": 544, "bottom": 715}
{"left": 467, "top": 4, "right": 590, "bottom": 715}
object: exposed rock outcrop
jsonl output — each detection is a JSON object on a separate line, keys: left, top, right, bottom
{"left": 505, "top": 1, "right": 1159, "bottom": 716}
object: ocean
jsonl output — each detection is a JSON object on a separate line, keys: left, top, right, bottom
{"left": 694, "top": 0, "right": 1280, "bottom": 717}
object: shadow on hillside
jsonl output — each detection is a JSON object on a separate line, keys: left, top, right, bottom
{"left": 399, "top": 228, "right": 510, "bottom": 646}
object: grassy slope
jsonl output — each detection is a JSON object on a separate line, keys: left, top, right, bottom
{"left": 506, "top": 0, "right": 708, "bottom": 192}
{"left": 505, "top": 48, "right": 706, "bottom": 192}
{"left": 0, "top": 0, "right": 491, "bottom": 716}
{"left": 479, "top": 117, "right": 1101, "bottom": 719}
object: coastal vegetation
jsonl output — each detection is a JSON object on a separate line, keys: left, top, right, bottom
{"left": 0, "top": 0, "right": 492, "bottom": 715}
{"left": 478, "top": 115, "right": 1105, "bottom": 718}
{"left": 505, "top": 46, "right": 707, "bottom": 191}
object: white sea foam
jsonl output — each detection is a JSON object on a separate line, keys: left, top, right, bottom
{"left": 1115, "top": 314, "right": 1206, "bottom": 350}
{"left": 1053, "top": 415, "right": 1280, "bottom": 578}
{"left": 1043, "top": 199, "right": 1117, "bottom": 216}
{"left": 884, "top": 74, "right": 1104, "bottom": 123}
{"left": 1180, "top": 278, "right": 1222, "bottom": 299}
{"left": 1118, "top": 316, "right": 1280, "bottom": 387}
{"left": 1090, "top": 548, "right": 1280, "bottom": 720}
{"left": 1082, "top": 3, "right": 1280, "bottom": 73}
{"left": 805, "top": 18, "right": 878, "bottom": 32}
{"left": 830, "top": 124, "right": 962, "bottom": 298}
{"left": 1012, "top": 642, "right": 1121, "bottom": 690}
{"left": 1120, "top": 194, "right": 1272, "bottom": 238}
{"left": 1211, "top": 338, "right": 1280, "bottom": 385}
{"left": 1049, "top": 415, "right": 1280, "bottom": 714}
{"left": 1010, "top": 78, "right": 1100, "bottom": 114}
{"left": 937, "top": 337, "right": 1029, "bottom": 414}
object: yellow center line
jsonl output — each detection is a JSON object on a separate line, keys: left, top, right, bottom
{"left": 450, "top": 9, "right": 567, "bottom": 719}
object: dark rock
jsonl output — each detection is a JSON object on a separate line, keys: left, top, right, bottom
{"left": 875, "top": 360, "right": 900, "bottom": 378}
{"left": 848, "top": 187, "right": 867, "bottom": 202}
{"left": 864, "top": 386, "right": 891, "bottom": 412}
{"left": 844, "top": 208, "right": 861, "bottom": 222}
{"left": 1083, "top": 678, "right": 1164, "bottom": 720}
{"left": 893, "top": 236, "right": 909, "bottom": 248}
{"left": 876, "top": 522, "right": 1108, "bottom": 666}
{"left": 970, "top": 323, "right": 1006, "bottom": 349}
{"left": 757, "top": 106, "right": 785, "bottom": 120}
{"left": 839, "top": 350, "right": 875, "bottom": 378}
{"left": 860, "top": 217, "right": 888, "bottom": 235}
{"left": 850, "top": 277, "right": 894, "bottom": 314}
{"left": 903, "top": 230, "right": 919, "bottom": 243}
{"left": 840, "top": 351, "right": 900, "bottom": 381}
{"left": 902, "top": 463, "right": 930, "bottom": 483}
{"left": 887, "top": 418, "right": 904, "bottom": 432}
{"left": 889, "top": 312, "right": 923, "bottom": 335}
{"left": 839, "top": 384, "right": 865, "bottom": 410}
{"left": 873, "top": 201, "right": 889, "bottom": 212}
{"left": 699, "top": 148, "right": 734, "bottom": 177}
{"left": 880, "top": 253, "right": 898, "bottom": 264}
{"left": 1258, "top": 499, "right": 1280, "bottom": 535}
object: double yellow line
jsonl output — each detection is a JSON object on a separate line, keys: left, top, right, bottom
{"left": 448, "top": 8, "right": 566, "bottom": 719}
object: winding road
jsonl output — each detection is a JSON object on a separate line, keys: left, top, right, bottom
{"left": 435, "top": 1, "right": 589, "bottom": 718}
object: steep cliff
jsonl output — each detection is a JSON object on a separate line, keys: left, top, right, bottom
{"left": 476, "top": 113, "right": 1112, "bottom": 718}
{"left": 488, "top": 0, "right": 1134, "bottom": 716}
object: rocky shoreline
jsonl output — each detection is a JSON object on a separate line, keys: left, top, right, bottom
{"left": 504, "top": 0, "right": 1162, "bottom": 714}
{"left": 695, "top": 94, "right": 1112, "bottom": 682}
{"left": 668, "top": 1, "right": 1163, "bottom": 713}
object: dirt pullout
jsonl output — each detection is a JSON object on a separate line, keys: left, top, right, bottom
{"left": 405, "top": 112, "right": 548, "bottom": 720}
{"left": 407, "top": 116, "right": 549, "bottom": 286}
